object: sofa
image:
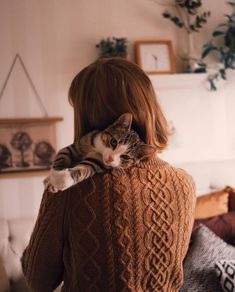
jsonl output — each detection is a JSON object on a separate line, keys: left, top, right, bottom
{"left": 0, "top": 218, "right": 35, "bottom": 291}
{"left": 0, "top": 217, "right": 62, "bottom": 292}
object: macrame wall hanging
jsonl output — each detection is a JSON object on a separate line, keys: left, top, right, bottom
{"left": 0, "top": 54, "right": 63, "bottom": 177}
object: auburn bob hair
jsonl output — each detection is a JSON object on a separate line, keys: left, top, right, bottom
{"left": 68, "top": 57, "right": 169, "bottom": 151}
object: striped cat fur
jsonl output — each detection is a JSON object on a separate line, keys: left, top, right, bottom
{"left": 44, "top": 113, "right": 156, "bottom": 192}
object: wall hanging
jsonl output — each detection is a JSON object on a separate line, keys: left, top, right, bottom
{"left": 0, "top": 54, "right": 63, "bottom": 177}
{"left": 135, "top": 40, "right": 176, "bottom": 74}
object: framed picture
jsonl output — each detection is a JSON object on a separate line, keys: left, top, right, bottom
{"left": 135, "top": 40, "right": 176, "bottom": 74}
{"left": 0, "top": 117, "right": 63, "bottom": 177}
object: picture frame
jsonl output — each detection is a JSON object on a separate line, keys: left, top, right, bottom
{"left": 135, "top": 40, "right": 176, "bottom": 74}
{"left": 0, "top": 117, "right": 63, "bottom": 178}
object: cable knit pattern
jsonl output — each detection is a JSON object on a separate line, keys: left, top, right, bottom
{"left": 141, "top": 168, "right": 174, "bottom": 291}
{"left": 22, "top": 156, "right": 196, "bottom": 292}
{"left": 100, "top": 174, "right": 116, "bottom": 291}
{"left": 71, "top": 178, "right": 101, "bottom": 291}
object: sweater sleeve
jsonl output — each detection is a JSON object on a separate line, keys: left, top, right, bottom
{"left": 22, "top": 189, "right": 68, "bottom": 292}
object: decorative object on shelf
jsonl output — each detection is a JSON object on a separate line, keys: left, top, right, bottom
{"left": 155, "top": 0, "right": 211, "bottom": 72}
{"left": 135, "top": 40, "right": 176, "bottom": 74}
{"left": 0, "top": 118, "right": 62, "bottom": 176}
{"left": 0, "top": 54, "right": 63, "bottom": 177}
{"left": 96, "top": 37, "right": 128, "bottom": 59}
{"left": 201, "top": 0, "right": 235, "bottom": 90}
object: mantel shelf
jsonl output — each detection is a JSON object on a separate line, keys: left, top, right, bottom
{"left": 149, "top": 70, "right": 235, "bottom": 91}
{"left": 149, "top": 73, "right": 208, "bottom": 90}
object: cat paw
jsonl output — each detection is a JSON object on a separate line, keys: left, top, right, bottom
{"left": 48, "top": 184, "right": 59, "bottom": 193}
{"left": 48, "top": 169, "right": 74, "bottom": 192}
{"left": 43, "top": 176, "right": 58, "bottom": 193}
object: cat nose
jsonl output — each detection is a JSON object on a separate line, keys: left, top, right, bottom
{"left": 107, "top": 155, "right": 114, "bottom": 162}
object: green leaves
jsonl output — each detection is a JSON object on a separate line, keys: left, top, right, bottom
{"left": 96, "top": 37, "right": 128, "bottom": 59}
{"left": 212, "top": 31, "right": 225, "bottom": 37}
{"left": 202, "top": 43, "right": 218, "bottom": 59}
{"left": 227, "top": 1, "right": 235, "bottom": 7}
{"left": 162, "top": 2, "right": 211, "bottom": 33}
{"left": 224, "top": 14, "right": 235, "bottom": 23}
{"left": 201, "top": 2, "right": 235, "bottom": 90}
{"left": 163, "top": 11, "right": 184, "bottom": 28}
{"left": 189, "top": 11, "right": 211, "bottom": 32}
{"left": 176, "top": 0, "right": 203, "bottom": 15}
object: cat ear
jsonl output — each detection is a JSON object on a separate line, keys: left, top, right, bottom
{"left": 136, "top": 144, "right": 157, "bottom": 160}
{"left": 115, "top": 113, "right": 133, "bottom": 130}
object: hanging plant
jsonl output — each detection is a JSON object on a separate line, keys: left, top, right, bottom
{"left": 162, "top": 0, "right": 211, "bottom": 32}
{"left": 96, "top": 37, "right": 128, "bottom": 59}
{"left": 201, "top": 1, "right": 235, "bottom": 90}
{"left": 156, "top": 0, "right": 211, "bottom": 72}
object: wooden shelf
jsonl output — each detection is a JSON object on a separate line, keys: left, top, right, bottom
{"left": 0, "top": 170, "right": 50, "bottom": 178}
{"left": 0, "top": 117, "right": 63, "bottom": 125}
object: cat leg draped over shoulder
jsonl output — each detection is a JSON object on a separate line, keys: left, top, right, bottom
{"left": 44, "top": 169, "right": 74, "bottom": 193}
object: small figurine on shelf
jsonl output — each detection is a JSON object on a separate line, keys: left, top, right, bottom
{"left": 96, "top": 37, "right": 128, "bottom": 59}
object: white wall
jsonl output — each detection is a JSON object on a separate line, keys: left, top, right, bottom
{"left": 150, "top": 72, "right": 235, "bottom": 164}
{"left": 0, "top": 0, "right": 233, "bottom": 219}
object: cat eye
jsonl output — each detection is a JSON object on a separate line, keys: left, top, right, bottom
{"left": 110, "top": 138, "right": 117, "bottom": 148}
{"left": 121, "top": 154, "right": 130, "bottom": 160}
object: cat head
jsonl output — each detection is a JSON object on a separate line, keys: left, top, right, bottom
{"left": 116, "top": 130, "right": 157, "bottom": 168}
{"left": 95, "top": 113, "right": 156, "bottom": 168}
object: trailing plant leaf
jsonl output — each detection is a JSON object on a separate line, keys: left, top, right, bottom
{"left": 160, "top": 0, "right": 211, "bottom": 72}
{"left": 202, "top": 44, "right": 218, "bottom": 59}
{"left": 162, "top": 1, "right": 211, "bottom": 33}
{"left": 219, "top": 68, "right": 227, "bottom": 79}
{"left": 208, "top": 74, "right": 218, "bottom": 91}
{"left": 189, "top": 12, "right": 211, "bottom": 32}
{"left": 163, "top": 11, "right": 184, "bottom": 27}
{"left": 225, "top": 14, "right": 235, "bottom": 23}
{"left": 201, "top": 2, "right": 235, "bottom": 90}
{"left": 212, "top": 31, "right": 225, "bottom": 37}
{"left": 227, "top": 1, "right": 235, "bottom": 6}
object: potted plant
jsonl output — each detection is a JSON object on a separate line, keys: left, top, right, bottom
{"left": 96, "top": 37, "right": 128, "bottom": 59}
{"left": 201, "top": 1, "right": 235, "bottom": 90}
{"left": 160, "top": 0, "right": 211, "bottom": 72}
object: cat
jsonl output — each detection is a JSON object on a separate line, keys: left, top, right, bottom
{"left": 44, "top": 113, "right": 156, "bottom": 193}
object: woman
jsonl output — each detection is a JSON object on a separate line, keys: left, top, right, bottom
{"left": 22, "top": 57, "right": 196, "bottom": 292}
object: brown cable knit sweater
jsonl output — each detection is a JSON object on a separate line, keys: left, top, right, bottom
{"left": 22, "top": 157, "right": 196, "bottom": 292}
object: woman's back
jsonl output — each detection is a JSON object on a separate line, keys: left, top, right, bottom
{"left": 23, "top": 156, "right": 195, "bottom": 292}
{"left": 22, "top": 58, "right": 196, "bottom": 292}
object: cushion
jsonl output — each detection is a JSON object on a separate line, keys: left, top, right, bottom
{"left": 195, "top": 188, "right": 229, "bottom": 219}
{"left": 215, "top": 260, "right": 235, "bottom": 292}
{"left": 180, "top": 224, "right": 235, "bottom": 292}
{"left": 194, "top": 211, "right": 235, "bottom": 246}
{"left": 226, "top": 186, "right": 235, "bottom": 212}
{"left": 0, "top": 255, "right": 10, "bottom": 292}
{"left": 10, "top": 276, "right": 31, "bottom": 292}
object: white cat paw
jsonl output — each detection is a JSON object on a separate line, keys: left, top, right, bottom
{"left": 47, "top": 169, "right": 74, "bottom": 192}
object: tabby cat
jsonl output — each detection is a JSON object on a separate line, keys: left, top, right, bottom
{"left": 44, "top": 113, "right": 156, "bottom": 192}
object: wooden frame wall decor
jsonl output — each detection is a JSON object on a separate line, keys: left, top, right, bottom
{"left": 0, "top": 54, "right": 64, "bottom": 178}
{"left": 0, "top": 117, "right": 63, "bottom": 177}
{"left": 135, "top": 40, "right": 176, "bottom": 74}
